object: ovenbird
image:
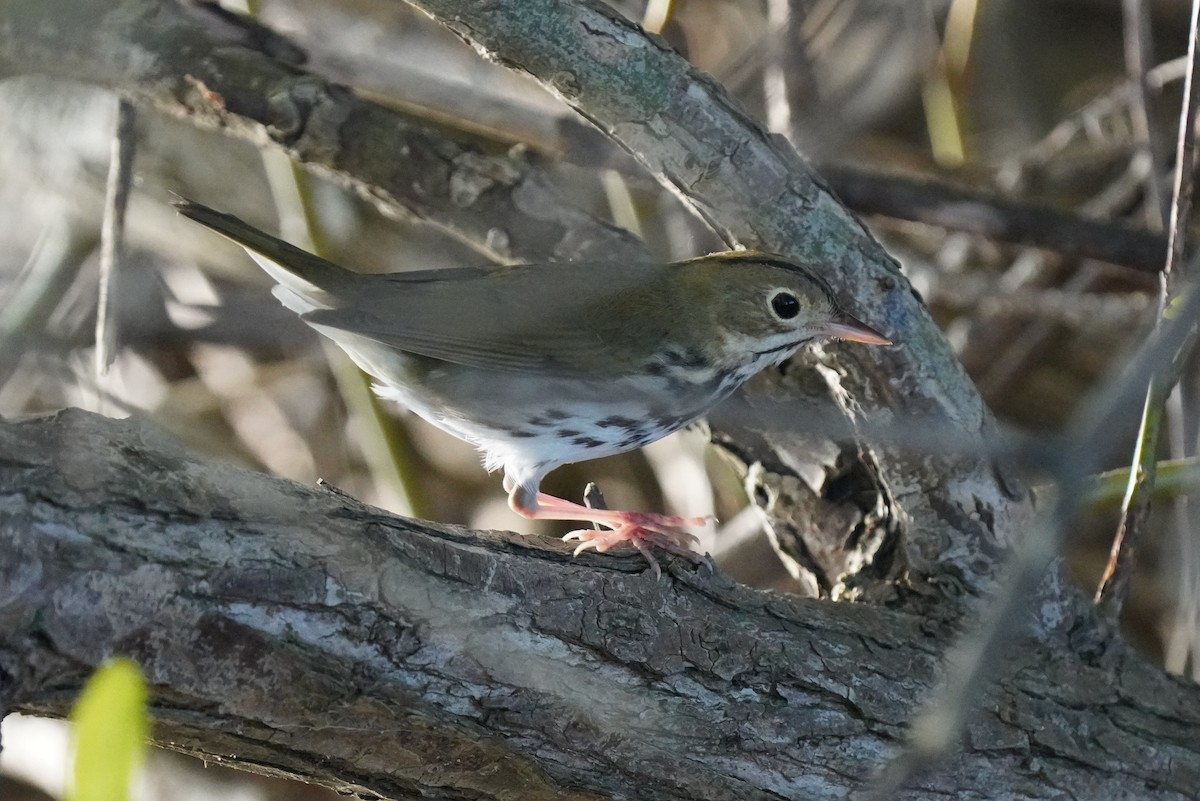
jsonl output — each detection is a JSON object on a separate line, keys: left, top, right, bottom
{"left": 175, "top": 200, "right": 890, "bottom": 573}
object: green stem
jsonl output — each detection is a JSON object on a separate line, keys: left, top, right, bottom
{"left": 1094, "top": 382, "right": 1163, "bottom": 616}
{"left": 259, "top": 142, "right": 432, "bottom": 519}
{"left": 1085, "top": 455, "right": 1200, "bottom": 508}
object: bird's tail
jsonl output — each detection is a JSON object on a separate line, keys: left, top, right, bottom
{"left": 172, "top": 199, "right": 357, "bottom": 313}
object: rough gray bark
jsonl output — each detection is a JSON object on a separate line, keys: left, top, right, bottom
{"left": 1, "top": 0, "right": 1030, "bottom": 608}
{"left": 1, "top": 410, "right": 1198, "bottom": 801}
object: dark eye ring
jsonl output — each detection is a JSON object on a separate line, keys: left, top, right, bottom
{"left": 771, "top": 292, "right": 800, "bottom": 319}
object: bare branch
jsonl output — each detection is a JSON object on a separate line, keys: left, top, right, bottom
{"left": 1122, "top": 0, "right": 1171, "bottom": 228}
{"left": 822, "top": 164, "right": 1169, "bottom": 273}
{"left": 1096, "top": 0, "right": 1200, "bottom": 616}
{"left": 0, "top": 0, "right": 646, "bottom": 266}
{"left": 94, "top": 99, "right": 137, "bottom": 377}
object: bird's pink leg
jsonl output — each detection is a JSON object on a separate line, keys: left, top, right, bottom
{"left": 509, "top": 489, "right": 710, "bottom": 577}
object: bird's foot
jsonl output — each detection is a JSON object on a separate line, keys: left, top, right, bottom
{"left": 512, "top": 491, "right": 711, "bottom": 578}
{"left": 562, "top": 511, "right": 710, "bottom": 579}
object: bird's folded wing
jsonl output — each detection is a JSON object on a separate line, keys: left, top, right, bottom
{"left": 301, "top": 263, "right": 672, "bottom": 377}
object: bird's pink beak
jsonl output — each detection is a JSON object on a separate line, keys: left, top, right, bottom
{"left": 821, "top": 314, "right": 892, "bottom": 345}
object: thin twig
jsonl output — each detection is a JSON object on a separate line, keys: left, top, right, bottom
{"left": 764, "top": 0, "right": 818, "bottom": 146}
{"left": 1122, "top": 0, "right": 1170, "bottom": 229}
{"left": 257, "top": 147, "right": 430, "bottom": 520}
{"left": 1096, "top": 388, "right": 1164, "bottom": 616}
{"left": 1165, "top": 10, "right": 1200, "bottom": 288}
{"left": 998, "top": 56, "right": 1187, "bottom": 193}
{"left": 1096, "top": 0, "right": 1200, "bottom": 616}
{"left": 583, "top": 481, "right": 607, "bottom": 531}
{"left": 1164, "top": 384, "right": 1200, "bottom": 679}
{"left": 94, "top": 99, "right": 137, "bottom": 377}
{"left": 1163, "top": 19, "right": 1200, "bottom": 675}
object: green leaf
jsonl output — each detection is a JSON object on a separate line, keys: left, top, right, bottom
{"left": 68, "top": 658, "right": 149, "bottom": 801}
{"left": 1164, "top": 292, "right": 1189, "bottom": 320}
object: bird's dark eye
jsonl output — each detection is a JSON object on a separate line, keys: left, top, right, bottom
{"left": 771, "top": 292, "right": 800, "bottom": 319}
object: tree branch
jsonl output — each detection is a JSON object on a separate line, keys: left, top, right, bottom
{"left": 821, "top": 163, "right": 1169, "bottom": 274}
{"left": 0, "top": 0, "right": 645, "bottom": 265}
{"left": 1, "top": 410, "right": 1198, "bottom": 800}
{"left": 245, "top": 4, "right": 1172, "bottom": 276}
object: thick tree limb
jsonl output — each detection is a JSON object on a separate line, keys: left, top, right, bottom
{"left": 0, "top": 410, "right": 1198, "bottom": 800}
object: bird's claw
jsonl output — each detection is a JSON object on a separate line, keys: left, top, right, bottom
{"left": 562, "top": 516, "right": 709, "bottom": 579}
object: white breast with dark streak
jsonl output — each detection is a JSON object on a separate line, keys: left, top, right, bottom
{"left": 368, "top": 334, "right": 766, "bottom": 482}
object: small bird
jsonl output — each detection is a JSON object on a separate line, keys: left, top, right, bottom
{"left": 174, "top": 200, "right": 890, "bottom": 574}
